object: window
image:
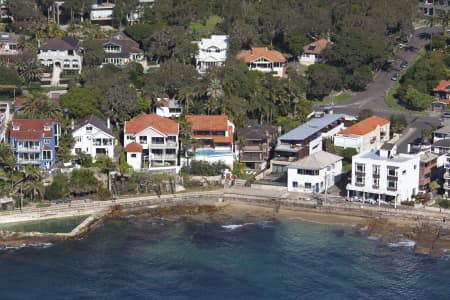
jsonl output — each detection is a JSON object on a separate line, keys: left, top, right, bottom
{"left": 139, "top": 136, "right": 147, "bottom": 144}
{"left": 12, "top": 124, "right": 19, "bottom": 131}
{"left": 75, "top": 148, "right": 81, "bottom": 153}
{"left": 304, "top": 183, "right": 311, "bottom": 189}
{"left": 373, "top": 165, "right": 380, "bottom": 176}
{"left": 387, "top": 166, "right": 398, "bottom": 177}
{"left": 297, "top": 169, "right": 319, "bottom": 175}
{"left": 131, "top": 154, "right": 136, "bottom": 158}
{"left": 43, "top": 138, "right": 51, "bottom": 144}
{"left": 127, "top": 135, "right": 135, "bottom": 141}
{"left": 75, "top": 136, "right": 82, "bottom": 143}
{"left": 42, "top": 150, "right": 51, "bottom": 160}
{"left": 86, "top": 126, "right": 93, "bottom": 133}
{"left": 356, "top": 176, "right": 365, "bottom": 186}
{"left": 355, "top": 163, "right": 365, "bottom": 173}
{"left": 151, "top": 137, "right": 164, "bottom": 144}
{"left": 292, "top": 181, "right": 298, "bottom": 188}
{"left": 387, "top": 180, "right": 397, "bottom": 190}
{"left": 373, "top": 178, "right": 379, "bottom": 188}
{"left": 44, "top": 125, "right": 51, "bottom": 131}
{"left": 402, "top": 170, "right": 406, "bottom": 175}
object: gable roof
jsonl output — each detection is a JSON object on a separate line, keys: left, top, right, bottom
{"left": 433, "top": 80, "right": 450, "bottom": 92}
{"left": 125, "top": 141, "right": 143, "bottom": 152}
{"left": 236, "top": 47, "right": 286, "bottom": 63}
{"left": 279, "top": 114, "right": 345, "bottom": 141}
{"left": 10, "top": 119, "right": 58, "bottom": 140}
{"left": 73, "top": 115, "right": 113, "bottom": 136}
{"left": 40, "top": 37, "right": 80, "bottom": 51}
{"left": 339, "top": 116, "right": 389, "bottom": 136}
{"left": 100, "top": 32, "right": 143, "bottom": 57}
{"left": 124, "top": 113, "right": 178, "bottom": 135}
{"left": 288, "top": 151, "right": 342, "bottom": 170}
{"left": 185, "top": 115, "right": 229, "bottom": 131}
{"left": 303, "top": 38, "right": 329, "bottom": 55}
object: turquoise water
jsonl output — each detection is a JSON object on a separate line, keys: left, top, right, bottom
{"left": 196, "top": 149, "right": 233, "bottom": 156}
{"left": 0, "top": 215, "right": 88, "bottom": 233}
{"left": 0, "top": 216, "right": 449, "bottom": 299}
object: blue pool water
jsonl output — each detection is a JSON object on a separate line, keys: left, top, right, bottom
{"left": 196, "top": 149, "right": 233, "bottom": 156}
{"left": 0, "top": 216, "right": 449, "bottom": 299}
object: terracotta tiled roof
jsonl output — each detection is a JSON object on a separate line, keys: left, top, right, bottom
{"left": 236, "top": 47, "right": 286, "bottom": 63}
{"left": 13, "top": 96, "right": 29, "bottom": 107}
{"left": 124, "top": 113, "right": 178, "bottom": 135}
{"left": 339, "top": 116, "right": 389, "bottom": 136}
{"left": 125, "top": 141, "right": 143, "bottom": 152}
{"left": 10, "top": 119, "right": 58, "bottom": 140}
{"left": 433, "top": 80, "right": 450, "bottom": 92}
{"left": 43, "top": 144, "right": 52, "bottom": 150}
{"left": 303, "top": 39, "right": 329, "bottom": 55}
{"left": 185, "top": 115, "right": 229, "bottom": 131}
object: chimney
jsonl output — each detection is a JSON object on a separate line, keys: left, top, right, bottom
{"left": 107, "top": 117, "right": 111, "bottom": 129}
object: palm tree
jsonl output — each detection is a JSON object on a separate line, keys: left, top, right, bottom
{"left": 0, "top": 142, "right": 17, "bottom": 190}
{"left": 206, "top": 78, "right": 224, "bottom": 115}
{"left": 18, "top": 165, "right": 43, "bottom": 203}
{"left": 21, "top": 98, "right": 63, "bottom": 120}
{"left": 179, "top": 87, "right": 198, "bottom": 114}
{"left": 16, "top": 58, "right": 44, "bottom": 87}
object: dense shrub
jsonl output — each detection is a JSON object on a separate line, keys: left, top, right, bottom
{"left": 181, "top": 161, "right": 228, "bottom": 176}
{"left": 44, "top": 173, "right": 69, "bottom": 200}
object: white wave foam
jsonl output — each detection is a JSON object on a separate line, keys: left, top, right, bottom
{"left": 388, "top": 240, "right": 416, "bottom": 248}
{"left": 221, "top": 223, "right": 253, "bottom": 230}
{"left": 0, "top": 242, "right": 54, "bottom": 251}
{"left": 367, "top": 236, "right": 381, "bottom": 240}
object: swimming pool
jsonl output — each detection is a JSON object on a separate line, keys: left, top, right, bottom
{"left": 196, "top": 149, "right": 233, "bottom": 156}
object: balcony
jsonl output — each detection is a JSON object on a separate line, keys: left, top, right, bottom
{"left": 444, "top": 183, "right": 450, "bottom": 190}
{"left": 17, "top": 146, "right": 40, "bottom": 152}
{"left": 387, "top": 186, "right": 397, "bottom": 191}
{"left": 444, "top": 172, "right": 450, "bottom": 180}
{"left": 355, "top": 182, "right": 365, "bottom": 187}
{"left": 372, "top": 185, "right": 379, "bottom": 189}
{"left": 372, "top": 173, "right": 380, "bottom": 178}
{"left": 151, "top": 154, "right": 177, "bottom": 160}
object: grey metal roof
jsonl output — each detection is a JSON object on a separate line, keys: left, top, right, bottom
{"left": 73, "top": 115, "right": 113, "bottom": 136}
{"left": 432, "top": 139, "right": 450, "bottom": 148}
{"left": 278, "top": 114, "right": 345, "bottom": 141}
{"left": 288, "top": 151, "right": 343, "bottom": 169}
{"left": 40, "top": 37, "right": 80, "bottom": 51}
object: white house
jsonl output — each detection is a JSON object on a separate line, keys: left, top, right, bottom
{"left": 346, "top": 143, "right": 420, "bottom": 205}
{"left": 334, "top": 115, "right": 390, "bottom": 153}
{"left": 0, "top": 32, "right": 20, "bottom": 56}
{"left": 299, "top": 39, "right": 329, "bottom": 65}
{"left": 90, "top": 1, "right": 114, "bottom": 25}
{"left": 194, "top": 35, "right": 229, "bottom": 73}
{"left": 71, "top": 115, "right": 115, "bottom": 160}
{"left": 236, "top": 46, "right": 287, "bottom": 77}
{"left": 287, "top": 151, "right": 343, "bottom": 193}
{"left": 124, "top": 113, "right": 179, "bottom": 171}
{"left": 155, "top": 98, "right": 182, "bottom": 118}
{"left": 127, "top": 0, "right": 155, "bottom": 24}
{"left": 38, "top": 37, "right": 83, "bottom": 73}
{"left": 100, "top": 32, "right": 145, "bottom": 66}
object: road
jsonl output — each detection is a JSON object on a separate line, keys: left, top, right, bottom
{"left": 332, "top": 26, "right": 443, "bottom": 153}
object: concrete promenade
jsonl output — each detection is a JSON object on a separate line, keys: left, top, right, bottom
{"left": 1, "top": 187, "right": 449, "bottom": 228}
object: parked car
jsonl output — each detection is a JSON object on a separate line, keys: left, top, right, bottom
{"left": 400, "top": 61, "right": 408, "bottom": 69}
{"left": 391, "top": 72, "right": 399, "bottom": 81}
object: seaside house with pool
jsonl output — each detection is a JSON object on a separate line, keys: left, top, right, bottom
{"left": 185, "top": 115, "right": 235, "bottom": 167}
{"left": 346, "top": 143, "right": 420, "bottom": 205}
{"left": 9, "top": 118, "right": 60, "bottom": 170}
{"left": 272, "top": 112, "right": 346, "bottom": 173}
{"left": 287, "top": 151, "right": 343, "bottom": 193}
{"left": 124, "top": 113, "right": 179, "bottom": 171}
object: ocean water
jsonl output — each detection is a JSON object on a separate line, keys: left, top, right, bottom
{"left": 0, "top": 216, "right": 449, "bottom": 300}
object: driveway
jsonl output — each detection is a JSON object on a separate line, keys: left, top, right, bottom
{"left": 331, "top": 26, "right": 443, "bottom": 152}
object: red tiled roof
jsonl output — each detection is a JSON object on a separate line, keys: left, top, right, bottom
{"left": 433, "top": 80, "right": 450, "bottom": 92}
{"left": 125, "top": 142, "right": 143, "bottom": 152}
{"left": 13, "top": 96, "right": 28, "bottom": 107}
{"left": 185, "top": 115, "right": 230, "bottom": 131}
{"left": 10, "top": 119, "right": 58, "bottom": 140}
{"left": 339, "top": 116, "right": 389, "bottom": 136}
{"left": 43, "top": 144, "right": 52, "bottom": 150}
{"left": 303, "top": 39, "right": 329, "bottom": 55}
{"left": 124, "top": 113, "right": 178, "bottom": 135}
{"left": 236, "top": 47, "right": 286, "bottom": 63}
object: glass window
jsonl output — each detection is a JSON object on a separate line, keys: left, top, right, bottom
{"left": 292, "top": 181, "right": 298, "bottom": 188}
{"left": 304, "top": 183, "right": 311, "bottom": 189}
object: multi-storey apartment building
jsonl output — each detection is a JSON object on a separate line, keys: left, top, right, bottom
{"left": 9, "top": 119, "right": 60, "bottom": 170}
{"left": 347, "top": 143, "right": 420, "bottom": 205}
{"left": 124, "top": 113, "right": 179, "bottom": 170}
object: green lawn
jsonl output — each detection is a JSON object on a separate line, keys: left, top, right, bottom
{"left": 322, "top": 92, "right": 353, "bottom": 105}
{"left": 189, "top": 15, "right": 223, "bottom": 35}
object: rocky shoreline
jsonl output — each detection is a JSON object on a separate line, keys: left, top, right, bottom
{"left": 1, "top": 198, "right": 450, "bottom": 257}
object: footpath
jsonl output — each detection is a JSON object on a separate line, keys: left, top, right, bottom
{"left": 1, "top": 187, "right": 449, "bottom": 229}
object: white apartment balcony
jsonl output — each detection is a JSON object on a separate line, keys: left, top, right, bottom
{"left": 444, "top": 182, "right": 450, "bottom": 190}
{"left": 151, "top": 154, "right": 177, "bottom": 160}
{"left": 444, "top": 172, "right": 450, "bottom": 180}
{"left": 148, "top": 141, "right": 178, "bottom": 149}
